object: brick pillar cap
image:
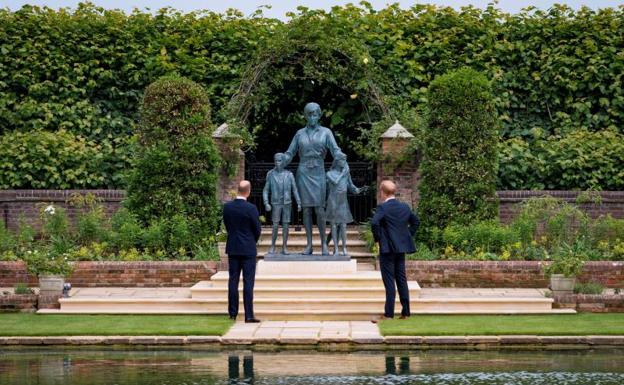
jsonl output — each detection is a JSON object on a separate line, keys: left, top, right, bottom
{"left": 213, "top": 123, "right": 230, "bottom": 138}
{"left": 381, "top": 120, "right": 413, "bottom": 139}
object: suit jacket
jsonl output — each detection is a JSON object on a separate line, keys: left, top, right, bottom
{"left": 371, "top": 198, "right": 419, "bottom": 254}
{"left": 262, "top": 169, "right": 301, "bottom": 206}
{"left": 223, "top": 198, "right": 262, "bottom": 257}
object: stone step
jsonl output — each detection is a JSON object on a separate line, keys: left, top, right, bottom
{"left": 191, "top": 283, "right": 421, "bottom": 300}
{"left": 208, "top": 271, "right": 385, "bottom": 287}
{"left": 54, "top": 295, "right": 565, "bottom": 317}
{"left": 258, "top": 239, "right": 368, "bottom": 246}
{"left": 250, "top": 308, "right": 577, "bottom": 321}
{"left": 257, "top": 251, "right": 375, "bottom": 260}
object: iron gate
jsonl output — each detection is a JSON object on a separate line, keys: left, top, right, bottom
{"left": 245, "top": 161, "right": 376, "bottom": 225}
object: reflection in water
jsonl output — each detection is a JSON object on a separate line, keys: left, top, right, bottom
{"left": 228, "top": 354, "right": 254, "bottom": 384}
{"left": 0, "top": 349, "right": 623, "bottom": 385}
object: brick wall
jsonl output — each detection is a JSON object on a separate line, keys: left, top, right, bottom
{"left": 497, "top": 190, "right": 624, "bottom": 223}
{"left": 0, "top": 294, "right": 37, "bottom": 312}
{"left": 406, "top": 261, "right": 624, "bottom": 288}
{"left": 0, "top": 262, "right": 37, "bottom": 286}
{"left": 0, "top": 261, "right": 218, "bottom": 287}
{"left": 553, "top": 294, "right": 624, "bottom": 313}
{"left": 0, "top": 190, "right": 124, "bottom": 231}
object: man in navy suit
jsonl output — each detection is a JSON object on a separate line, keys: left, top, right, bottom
{"left": 222, "top": 180, "right": 262, "bottom": 323}
{"left": 371, "top": 180, "right": 420, "bottom": 322}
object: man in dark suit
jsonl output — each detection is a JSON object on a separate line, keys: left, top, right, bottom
{"left": 371, "top": 180, "right": 420, "bottom": 322}
{"left": 223, "top": 180, "right": 262, "bottom": 323}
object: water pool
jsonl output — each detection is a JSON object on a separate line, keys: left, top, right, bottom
{"left": 1, "top": 349, "right": 623, "bottom": 385}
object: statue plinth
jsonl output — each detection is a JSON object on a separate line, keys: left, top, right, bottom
{"left": 264, "top": 253, "right": 350, "bottom": 262}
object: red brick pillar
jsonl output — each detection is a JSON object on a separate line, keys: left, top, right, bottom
{"left": 213, "top": 123, "right": 245, "bottom": 204}
{"left": 377, "top": 121, "right": 420, "bottom": 207}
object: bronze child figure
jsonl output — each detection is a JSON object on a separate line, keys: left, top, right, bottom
{"left": 325, "top": 152, "right": 365, "bottom": 256}
{"left": 263, "top": 152, "right": 301, "bottom": 254}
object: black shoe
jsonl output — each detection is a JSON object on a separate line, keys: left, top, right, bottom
{"left": 371, "top": 315, "right": 393, "bottom": 324}
{"left": 229, "top": 316, "right": 237, "bottom": 320}
{"left": 245, "top": 318, "right": 261, "bottom": 323}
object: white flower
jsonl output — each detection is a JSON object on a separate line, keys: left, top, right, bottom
{"left": 44, "top": 205, "right": 55, "bottom": 215}
{"left": 363, "top": 57, "right": 369, "bottom": 64}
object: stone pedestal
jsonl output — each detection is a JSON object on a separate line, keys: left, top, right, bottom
{"left": 256, "top": 260, "right": 357, "bottom": 275}
{"left": 264, "top": 253, "right": 350, "bottom": 262}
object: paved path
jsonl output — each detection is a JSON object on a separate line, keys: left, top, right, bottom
{"left": 222, "top": 321, "right": 383, "bottom": 344}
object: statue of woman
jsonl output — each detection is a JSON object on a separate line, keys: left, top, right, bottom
{"left": 283, "top": 102, "right": 342, "bottom": 255}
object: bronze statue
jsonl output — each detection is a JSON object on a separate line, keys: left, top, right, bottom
{"left": 263, "top": 153, "right": 301, "bottom": 255}
{"left": 282, "top": 102, "right": 342, "bottom": 255}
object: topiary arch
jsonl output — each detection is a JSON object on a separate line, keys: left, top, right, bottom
{"left": 223, "top": 9, "right": 395, "bottom": 162}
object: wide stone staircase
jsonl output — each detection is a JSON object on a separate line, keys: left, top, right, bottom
{"left": 44, "top": 226, "right": 574, "bottom": 318}
{"left": 254, "top": 226, "right": 376, "bottom": 266}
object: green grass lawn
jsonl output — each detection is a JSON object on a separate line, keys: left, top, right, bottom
{"left": 0, "top": 314, "right": 234, "bottom": 336}
{"left": 379, "top": 314, "right": 624, "bottom": 336}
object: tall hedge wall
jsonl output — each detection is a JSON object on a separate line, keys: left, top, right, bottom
{"left": 418, "top": 68, "right": 499, "bottom": 238}
{"left": 1, "top": 3, "right": 623, "bottom": 189}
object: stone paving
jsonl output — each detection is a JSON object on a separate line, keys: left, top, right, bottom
{"left": 221, "top": 321, "right": 384, "bottom": 344}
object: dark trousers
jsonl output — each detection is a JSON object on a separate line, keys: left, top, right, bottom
{"left": 228, "top": 255, "right": 257, "bottom": 320}
{"left": 379, "top": 252, "right": 410, "bottom": 318}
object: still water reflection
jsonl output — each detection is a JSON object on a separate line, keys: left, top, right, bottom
{"left": 0, "top": 349, "right": 623, "bottom": 385}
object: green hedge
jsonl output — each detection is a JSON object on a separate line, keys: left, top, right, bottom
{"left": 418, "top": 67, "right": 499, "bottom": 239}
{"left": 498, "top": 129, "right": 624, "bottom": 190}
{"left": 0, "top": 129, "right": 103, "bottom": 188}
{"left": 125, "top": 76, "right": 221, "bottom": 255}
{"left": 1, "top": 3, "right": 623, "bottom": 188}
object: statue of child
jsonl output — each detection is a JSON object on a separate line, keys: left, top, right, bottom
{"left": 325, "top": 152, "right": 366, "bottom": 256}
{"left": 263, "top": 152, "right": 301, "bottom": 254}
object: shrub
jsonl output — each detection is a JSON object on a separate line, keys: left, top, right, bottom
{"left": 418, "top": 67, "right": 499, "bottom": 243}
{"left": 14, "top": 282, "right": 33, "bottom": 295}
{"left": 574, "top": 282, "right": 604, "bottom": 295}
{"left": 511, "top": 196, "right": 590, "bottom": 251}
{"left": 110, "top": 208, "right": 143, "bottom": 250}
{"left": 544, "top": 241, "right": 589, "bottom": 278}
{"left": 442, "top": 220, "right": 519, "bottom": 254}
{"left": 0, "top": 130, "right": 104, "bottom": 189}
{"left": 125, "top": 76, "right": 221, "bottom": 258}
{"left": 70, "top": 193, "right": 111, "bottom": 245}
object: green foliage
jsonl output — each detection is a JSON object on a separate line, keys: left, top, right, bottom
{"left": 125, "top": 76, "right": 221, "bottom": 258}
{"left": 443, "top": 220, "right": 519, "bottom": 255}
{"left": 574, "top": 281, "right": 604, "bottom": 295}
{"left": 13, "top": 282, "right": 33, "bottom": 295}
{"left": 510, "top": 196, "right": 590, "bottom": 249}
{"left": 544, "top": 241, "right": 588, "bottom": 277}
{"left": 418, "top": 67, "right": 499, "bottom": 242}
{"left": 498, "top": 129, "right": 624, "bottom": 190}
{"left": 0, "top": 130, "right": 105, "bottom": 189}
{"left": 1, "top": 4, "right": 623, "bottom": 187}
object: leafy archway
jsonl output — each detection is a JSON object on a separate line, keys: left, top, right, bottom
{"left": 225, "top": 9, "right": 394, "bottom": 161}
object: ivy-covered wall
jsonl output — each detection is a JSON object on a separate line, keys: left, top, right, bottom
{"left": 1, "top": 3, "right": 622, "bottom": 189}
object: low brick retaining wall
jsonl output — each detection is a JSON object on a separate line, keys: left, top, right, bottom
{"left": 0, "top": 294, "right": 37, "bottom": 312}
{"left": 2, "top": 260, "right": 622, "bottom": 288}
{"left": 406, "top": 261, "right": 624, "bottom": 288}
{"left": 554, "top": 294, "right": 624, "bottom": 313}
{"left": 0, "top": 261, "right": 218, "bottom": 287}
{"left": 0, "top": 262, "right": 37, "bottom": 286}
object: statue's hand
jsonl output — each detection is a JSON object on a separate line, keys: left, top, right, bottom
{"left": 265, "top": 204, "right": 272, "bottom": 212}
{"left": 297, "top": 205, "right": 302, "bottom": 212}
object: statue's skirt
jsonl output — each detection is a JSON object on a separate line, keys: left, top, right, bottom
{"left": 296, "top": 159, "right": 326, "bottom": 207}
